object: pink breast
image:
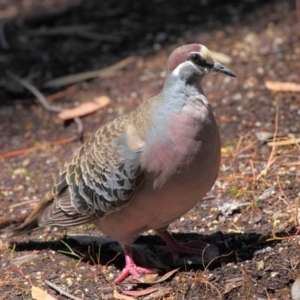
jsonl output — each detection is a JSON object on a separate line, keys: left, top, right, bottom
{"left": 141, "top": 107, "right": 203, "bottom": 188}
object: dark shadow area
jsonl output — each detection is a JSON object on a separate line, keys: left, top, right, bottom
{"left": 0, "top": 0, "right": 284, "bottom": 105}
{"left": 10, "top": 229, "right": 294, "bottom": 273}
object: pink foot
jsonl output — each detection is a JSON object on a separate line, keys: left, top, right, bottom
{"left": 157, "top": 230, "right": 208, "bottom": 262}
{"left": 114, "top": 245, "right": 157, "bottom": 283}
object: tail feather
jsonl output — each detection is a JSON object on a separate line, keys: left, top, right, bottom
{"left": 9, "top": 197, "right": 52, "bottom": 237}
{"left": 9, "top": 191, "right": 96, "bottom": 237}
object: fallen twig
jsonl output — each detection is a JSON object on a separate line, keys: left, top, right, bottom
{"left": 5, "top": 71, "right": 83, "bottom": 140}
{"left": 0, "top": 137, "right": 74, "bottom": 159}
{"left": 45, "top": 280, "right": 81, "bottom": 300}
{"left": 6, "top": 71, "right": 61, "bottom": 112}
{"left": 44, "top": 56, "right": 136, "bottom": 88}
{"left": 46, "top": 86, "right": 78, "bottom": 101}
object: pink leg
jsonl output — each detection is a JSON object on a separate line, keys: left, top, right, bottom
{"left": 114, "top": 245, "right": 157, "bottom": 283}
{"left": 157, "top": 230, "right": 208, "bottom": 262}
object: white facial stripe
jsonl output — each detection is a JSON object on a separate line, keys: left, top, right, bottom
{"left": 172, "top": 61, "right": 195, "bottom": 76}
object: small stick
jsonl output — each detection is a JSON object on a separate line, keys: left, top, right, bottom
{"left": 0, "top": 137, "right": 74, "bottom": 159}
{"left": 45, "top": 280, "right": 82, "bottom": 300}
{"left": 44, "top": 56, "right": 136, "bottom": 88}
{"left": 5, "top": 71, "right": 83, "bottom": 140}
{"left": 46, "top": 86, "right": 78, "bottom": 101}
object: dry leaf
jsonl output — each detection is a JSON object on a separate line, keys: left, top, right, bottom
{"left": 291, "top": 277, "right": 300, "bottom": 300}
{"left": 143, "top": 273, "right": 159, "bottom": 283}
{"left": 31, "top": 286, "right": 56, "bottom": 300}
{"left": 211, "top": 51, "right": 232, "bottom": 64}
{"left": 122, "top": 287, "right": 161, "bottom": 297}
{"left": 265, "top": 80, "right": 300, "bottom": 92}
{"left": 113, "top": 288, "right": 135, "bottom": 300}
{"left": 151, "top": 268, "right": 180, "bottom": 283}
{"left": 58, "top": 95, "right": 110, "bottom": 120}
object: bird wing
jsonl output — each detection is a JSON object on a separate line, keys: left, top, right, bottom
{"left": 11, "top": 95, "right": 161, "bottom": 235}
{"left": 13, "top": 111, "right": 147, "bottom": 233}
{"left": 46, "top": 112, "right": 146, "bottom": 226}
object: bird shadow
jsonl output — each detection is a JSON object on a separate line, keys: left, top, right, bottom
{"left": 9, "top": 229, "right": 294, "bottom": 274}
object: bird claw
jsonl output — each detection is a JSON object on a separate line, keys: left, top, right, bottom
{"left": 114, "top": 264, "right": 157, "bottom": 283}
{"left": 114, "top": 245, "right": 157, "bottom": 283}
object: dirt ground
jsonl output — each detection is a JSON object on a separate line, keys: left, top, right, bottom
{"left": 0, "top": 0, "right": 300, "bottom": 299}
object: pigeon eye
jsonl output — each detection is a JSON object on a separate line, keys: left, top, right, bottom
{"left": 190, "top": 53, "right": 203, "bottom": 65}
{"left": 189, "top": 53, "right": 213, "bottom": 68}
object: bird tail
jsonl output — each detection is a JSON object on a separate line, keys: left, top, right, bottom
{"left": 9, "top": 196, "right": 52, "bottom": 237}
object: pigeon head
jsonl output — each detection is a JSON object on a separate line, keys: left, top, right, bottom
{"left": 166, "top": 44, "right": 236, "bottom": 81}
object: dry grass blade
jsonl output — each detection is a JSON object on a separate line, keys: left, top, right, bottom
{"left": 44, "top": 56, "right": 136, "bottom": 88}
{"left": 282, "top": 161, "right": 300, "bottom": 166}
{"left": 224, "top": 278, "right": 244, "bottom": 294}
{"left": 267, "top": 137, "right": 300, "bottom": 147}
{"left": 256, "top": 107, "right": 279, "bottom": 180}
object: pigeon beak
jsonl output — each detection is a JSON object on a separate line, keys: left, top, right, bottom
{"left": 212, "top": 62, "right": 237, "bottom": 77}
